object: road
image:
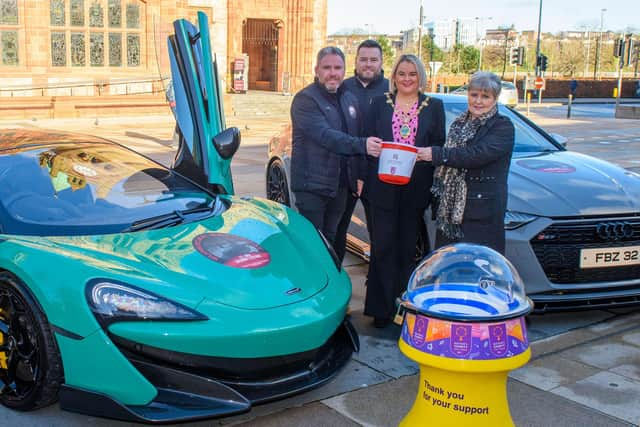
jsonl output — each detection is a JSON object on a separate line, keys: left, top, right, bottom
{"left": 2, "top": 103, "right": 640, "bottom": 426}
{"left": 545, "top": 104, "right": 618, "bottom": 119}
{"left": 520, "top": 104, "right": 640, "bottom": 172}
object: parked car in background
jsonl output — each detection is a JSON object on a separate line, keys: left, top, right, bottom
{"left": 452, "top": 81, "right": 519, "bottom": 107}
{"left": 267, "top": 94, "right": 640, "bottom": 312}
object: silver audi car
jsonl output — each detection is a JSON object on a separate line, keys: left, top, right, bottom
{"left": 266, "top": 94, "right": 640, "bottom": 312}
{"left": 452, "top": 81, "right": 519, "bottom": 107}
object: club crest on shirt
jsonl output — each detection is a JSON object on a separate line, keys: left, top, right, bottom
{"left": 348, "top": 105, "right": 357, "bottom": 119}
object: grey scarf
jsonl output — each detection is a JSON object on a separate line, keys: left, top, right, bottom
{"left": 431, "top": 105, "right": 498, "bottom": 239}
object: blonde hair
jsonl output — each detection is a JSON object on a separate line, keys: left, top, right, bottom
{"left": 389, "top": 54, "right": 427, "bottom": 94}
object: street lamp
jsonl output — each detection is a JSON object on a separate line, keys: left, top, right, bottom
{"left": 428, "top": 28, "right": 437, "bottom": 92}
{"left": 534, "top": 0, "right": 543, "bottom": 78}
{"left": 582, "top": 25, "right": 592, "bottom": 77}
{"left": 475, "top": 16, "right": 492, "bottom": 71}
{"left": 594, "top": 8, "right": 606, "bottom": 79}
{"left": 417, "top": 1, "right": 424, "bottom": 60}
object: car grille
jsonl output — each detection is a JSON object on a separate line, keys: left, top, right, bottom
{"left": 531, "top": 217, "right": 640, "bottom": 284}
{"left": 109, "top": 319, "right": 358, "bottom": 404}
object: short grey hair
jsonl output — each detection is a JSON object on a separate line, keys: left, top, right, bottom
{"left": 468, "top": 71, "right": 502, "bottom": 98}
{"left": 389, "top": 54, "right": 427, "bottom": 94}
{"left": 316, "top": 46, "right": 345, "bottom": 66}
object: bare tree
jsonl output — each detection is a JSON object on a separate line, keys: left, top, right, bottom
{"left": 556, "top": 40, "right": 584, "bottom": 77}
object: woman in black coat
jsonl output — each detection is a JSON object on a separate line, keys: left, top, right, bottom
{"left": 420, "top": 71, "right": 515, "bottom": 254}
{"left": 362, "top": 54, "right": 446, "bottom": 328}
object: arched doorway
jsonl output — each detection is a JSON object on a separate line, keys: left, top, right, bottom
{"left": 242, "top": 18, "right": 280, "bottom": 91}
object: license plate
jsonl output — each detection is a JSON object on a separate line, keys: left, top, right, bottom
{"left": 580, "top": 246, "right": 640, "bottom": 269}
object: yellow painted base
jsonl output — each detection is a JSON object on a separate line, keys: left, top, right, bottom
{"left": 399, "top": 340, "right": 531, "bottom": 427}
{"left": 0, "top": 331, "right": 6, "bottom": 370}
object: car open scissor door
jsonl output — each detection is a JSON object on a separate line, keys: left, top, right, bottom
{"left": 168, "top": 11, "right": 239, "bottom": 194}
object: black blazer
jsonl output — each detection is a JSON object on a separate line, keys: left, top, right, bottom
{"left": 431, "top": 113, "right": 515, "bottom": 253}
{"left": 363, "top": 93, "right": 446, "bottom": 209}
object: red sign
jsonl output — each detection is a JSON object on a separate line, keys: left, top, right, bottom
{"left": 233, "top": 58, "right": 245, "bottom": 71}
{"left": 534, "top": 77, "right": 545, "bottom": 90}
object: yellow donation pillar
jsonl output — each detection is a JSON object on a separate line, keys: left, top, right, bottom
{"left": 396, "top": 243, "right": 533, "bottom": 427}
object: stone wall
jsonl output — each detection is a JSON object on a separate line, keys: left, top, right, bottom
{"left": 227, "top": 0, "right": 325, "bottom": 93}
{"left": 1, "top": 0, "right": 325, "bottom": 98}
{"left": 0, "top": 0, "right": 197, "bottom": 93}
{"left": 517, "top": 78, "right": 640, "bottom": 99}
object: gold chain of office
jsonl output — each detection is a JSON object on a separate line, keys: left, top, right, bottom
{"left": 385, "top": 92, "right": 430, "bottom": 116}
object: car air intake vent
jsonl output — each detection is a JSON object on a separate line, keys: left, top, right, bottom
{"left": 531, "top": 218, "right": 640, "bottom": 284}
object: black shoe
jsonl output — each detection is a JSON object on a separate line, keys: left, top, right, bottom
{"left": 373, "top": 317, "right": 389, "bottom": 328}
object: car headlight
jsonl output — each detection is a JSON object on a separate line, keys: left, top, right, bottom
{"left": 504, "top": 211, "right": 538, "bottom": 230}
{"left": 316, "top": 229, "right": 342, "bottom": 272}
{"left": 86, "top": 280, "right": 208, "bottom": 325}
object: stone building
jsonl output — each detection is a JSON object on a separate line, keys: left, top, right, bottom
{"left": 0, "top": 0, "right": 326, "bottom": 98}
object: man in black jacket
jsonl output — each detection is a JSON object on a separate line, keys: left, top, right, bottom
{"left": 335, "top": 39, "right": 389, "bottom": 262}
{"left": 290, "top": 46, "right": 382, "bottom": 248}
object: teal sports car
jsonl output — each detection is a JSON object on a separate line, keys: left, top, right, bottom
{"left": 0, "top": 12, "right": 357, "bottom": 424}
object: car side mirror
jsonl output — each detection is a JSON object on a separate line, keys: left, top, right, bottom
{"left": 213, "top": 127, "right": 241, "bottom": 159}
{"left": 550, "top": 132, "right": 568, "bottom": 148}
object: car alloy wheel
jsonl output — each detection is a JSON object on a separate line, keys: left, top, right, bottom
{"left": 0, "top": 273, "right": 63, "bottom": 410}
{"left": 267, "top": 159, "right": 291, "bottom": 206}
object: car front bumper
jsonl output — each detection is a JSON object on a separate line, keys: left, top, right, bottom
{"left": 506, "top": 215, "right": 640, "bottom": 312}
{"left": 58, "top": 318, "right": 358, "bottom": 424}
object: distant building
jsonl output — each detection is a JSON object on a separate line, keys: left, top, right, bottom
{"left": 0, "top": 0, "right": 327, "bottom": 96}
{"left": 454, "top": 18, "right": 479, "bottom": 46}
{"left": 401, "top": 27, "right": 419, "bottom": 51}
{"left": 327, "top": 33, "right": 403, "bottom": 57}
{"left": 484, "top": 28, "right": 519, "bottom": 46}
{"left": 429, "top": 20, "right": 456, "bottom": 50}
{"left": 559, "top": 31, "right": 589, "bottom": 40}
{"left": 520, "top": 30, "right": 538, "bottom": 43}
{"left": 406, "top": 17, "right": 480, "bottom": 52}
{"left": 326, "top": 34, "right": 366, "bottom": 56}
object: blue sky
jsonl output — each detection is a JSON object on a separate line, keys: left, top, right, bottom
{"left": 327, "top": 0, "right": 636, "bottom": 35}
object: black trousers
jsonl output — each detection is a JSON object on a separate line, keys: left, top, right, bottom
{"left": 334, "top": 193, "right": 372, "bottom": 263}
{"left": 365, "top": 203, "right": 423, "bottom": 320}
{"left": 294, "top": 186, "right": 349, "bottom": 247}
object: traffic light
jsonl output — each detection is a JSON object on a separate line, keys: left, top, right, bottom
{"left": 539, "top": 54, "right": 548, "bottom": 72}
{"left": 509, "top": 46, "right": 525, "bottom": 66}
{"left": 509, "top": 47, "right": 519, "bottom": 65}
{"left": 614, "top": 38, "right": 624, "bottom": 58}
{"left": 625, "top": 38, "right": 635, "bottom": 66}
{"left": 518, "top": 47, "right": 525, "bottom": 66}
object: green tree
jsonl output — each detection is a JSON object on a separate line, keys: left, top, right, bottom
{"left": 376, "top": 35, "right": 396, "bottom": 70}
{"left": 458, "top": 45, "right": 480, "bottom": 73}
{"left": 420, "top": 35, "right": 445, "bottom": 63}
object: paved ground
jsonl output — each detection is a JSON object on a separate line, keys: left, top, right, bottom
{"left": 520, "top": 103, "right": 640, "bottom": 173}
{"left": 2, "top": 94, "right": 640, "bottom": 426}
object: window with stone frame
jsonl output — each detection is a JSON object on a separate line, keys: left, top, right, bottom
{"left": 0, "top": 0, "right": 19, "bottom": 66}
{"left": 49, "top": 0, "right": 143, "bottom": 68}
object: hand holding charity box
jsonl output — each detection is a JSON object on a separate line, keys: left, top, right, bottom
{"left": 377, "top": 141, "right": 418, "bottom": 185}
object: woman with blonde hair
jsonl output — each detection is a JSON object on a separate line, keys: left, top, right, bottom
{"left": 362, "top": 54, "right": 446, "bottom": 328}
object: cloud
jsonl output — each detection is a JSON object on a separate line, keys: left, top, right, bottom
{"left": 503, "top": 0, "right": 537, "bottom": 7}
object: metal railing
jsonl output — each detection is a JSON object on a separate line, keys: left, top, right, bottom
{"left": 0, "top": 76, "right": 170, "bottom": 97}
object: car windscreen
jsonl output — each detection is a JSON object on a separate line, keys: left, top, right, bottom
{"left": 443, "top": 102, "right": 560, "bottom": 153}
{"left": 0, "top": 142, "right": 215, "bottom": 235}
